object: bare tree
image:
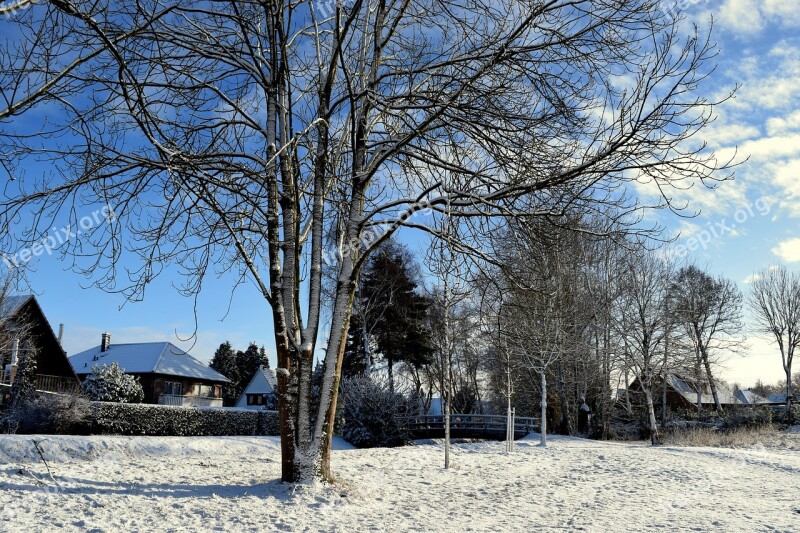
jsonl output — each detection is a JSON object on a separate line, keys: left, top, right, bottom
{"left": 426, "top": 206, "right": 472, "bottom": 469}
{"left": 748, "top": 266, "right": 800, "bottom": 423}
{"left": 615, "top": 251, "right": 675, "bottom": 445}
{"left": 1, "top": 1, "right": 733, "bottom": 482}
{"left": 671, "top": 265, "right": 743, "bottom": 415}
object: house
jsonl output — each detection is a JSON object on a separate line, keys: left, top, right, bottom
{"left": 69, "top": 334, "right": 230, "bottom": 407}
{"left": 766, "top": 392, "right": 800, "bottom": 405}
{"left": 0, "top": 295, "right": 80, "bottom": 404}
{"left": 626, "top": 372, "right": 737, "bottom": 412}
{"left": 235, "top": 366, "right": 277, "bottom": 409}
{"left": 734, "top": 389, "right": 769, "bottom": 405}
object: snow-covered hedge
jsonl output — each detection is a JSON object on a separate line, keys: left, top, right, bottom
{"left": 88, "top": 402, "right": 279, "bottom": 437}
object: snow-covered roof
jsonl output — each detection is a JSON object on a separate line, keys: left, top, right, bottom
{"left": 735, "top": 389, "right": 768, "bottom": 405}
{"left": 766, "top": 392, "right": 799, "bottom": 403}
{"left": 0, "top": 295, "right": 32, "bottom": 320}
{"left": 666, "top": 373, "right": 737, "bottom": 405}
{"left": 235, "top": 367, "right": 277, "bottom": 408}
{"left": 70, "top": 342, "right": 230, "bottom": 383}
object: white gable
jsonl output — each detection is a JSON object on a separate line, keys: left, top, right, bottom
{"left": 235, "top": 367, "right": 277, "bottom": 409}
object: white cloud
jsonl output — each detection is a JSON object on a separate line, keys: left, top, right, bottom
{"left": 771, "top": 237, "right": 800, "bottom": 262}
{"left": 772, "top": 159, "right": 800, "bottom": 196}
{"left": 719, "top": 0, "right": 800, "bottom": 35}
{"left": 742, "top": 273, "right": 761, "bottom": 284}
{"left": 719, "top": 0, "right": 765, "bottom": 34}
{"left": 765, "top": 110, "right": 800, "bottom": 136}
{"left": 763, "top": 0, "right": 800, "bottom": 27}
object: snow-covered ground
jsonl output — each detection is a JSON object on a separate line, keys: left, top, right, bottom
{"left": 1, "top": 433, "right": 799, "bottom": 532}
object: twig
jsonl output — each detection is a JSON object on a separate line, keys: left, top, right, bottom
{"left": 31, "top": 440, "right": 60, "bottom": 487}
{"left": 29, "top": 439, "right": 105, "bottom": 508}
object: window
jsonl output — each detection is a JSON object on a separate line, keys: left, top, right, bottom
{"left": 164, "top": 381, "right": 183, "bottom": 396}
{"left": 192, "top": 384, "right": 213, "bottom": 397}
{"left": 247, "top": 394, "right": 265, "bottom": 406}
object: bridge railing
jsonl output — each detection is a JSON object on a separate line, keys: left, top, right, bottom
{"left": 398, "top": 413, "right": 539, "bottom": 437}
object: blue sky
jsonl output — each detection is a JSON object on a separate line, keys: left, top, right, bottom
{"left": 9, "top": 1, "right": 800, "bottom": 387}
{"left": 639, "top": 0, "right": 800, "bottom": 386}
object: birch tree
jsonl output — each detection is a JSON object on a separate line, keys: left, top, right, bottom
{"left": 748, "top": 266, "right": 800, "bottom": 424}
{"left": 1, "top": 0, "right": 732, "bottom": 482}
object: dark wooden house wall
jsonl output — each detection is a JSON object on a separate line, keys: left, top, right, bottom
{"left": 2, "top": 298, "right": 77, "bottom": 381}
{"left": 126, "top": 374, "right": 223, "bottom": 404}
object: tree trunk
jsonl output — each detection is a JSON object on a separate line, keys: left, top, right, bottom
{"left": 556, "top": 361, "right": 571, "bottom": 435}
{"left": 786, "top": 366, "right": 794, "bottom": 425}
{"left": 623, "top": 355, "right": 633, "bottom": 415}
{"left": 387, "top": 357, "right": 394, "bottom": 394}
{"left": 540, "top": 371, "right": 547, "bottom": 447}
{"left": 317, "top": 279, "right": 358, "bottom": 483}
{"left": 643, "top": 385, "right": 660, "bottom": 445}
{"left": 695, "top": 324, "right": 722, "bottom": 413}
{"left": 694, "top": 357, "right": 703, "bottom": 420}
{"left": 362, "top": 316, "right": 371, "bottom": 377}
{"left": 661, "top": 370, "right": 668, "bottom": 426}
{"left": 702, "top": 354, "right": 723, "bottom": 414}
{"left": 444, "top": 377, "right": 451, "bottom": 468}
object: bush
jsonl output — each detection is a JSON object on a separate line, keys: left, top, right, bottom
{"left": 2, "top": 394, "right": 91, "bottom": 434}
{"left": 722, "top": 406, "right": 773, "bottom": 430}
{"left": 81, "top": 363, "right": 145, "bottom": 403}
{"left": 87, "top": 402, "right": 279, "bottom": 436}
{"left": 340, "top": 375, "right": 410, "bottom": 448}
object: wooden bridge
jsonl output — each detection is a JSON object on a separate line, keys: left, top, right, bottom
{"left": 399, "top": 414, "right": 540, "bottom": 441}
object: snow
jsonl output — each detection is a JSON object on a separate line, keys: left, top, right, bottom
{"left": 1, "top": 433, "right": 799, "bottom": 531}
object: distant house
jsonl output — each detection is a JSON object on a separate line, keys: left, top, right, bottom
{"left": 766, "top": 392, "right": 800, "bottom": 405}
{"left": 235, "top": 366, "right": 277, "bottom": 409}
{"left": 627, "top": 372, "right": 737, "bottom": 412}
{"left": 69, "top": 334, "right": 230, "bottom": 407}
{"left": 0, "top": 295, "right": 80, "bottom": 403}
{"left": 734, "top": 389, "right": 769, "bottom": 405}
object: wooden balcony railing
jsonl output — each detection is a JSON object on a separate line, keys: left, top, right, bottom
{"left": 0, "top": 370, "right": 79, "bottom": 393}
{"left": 158, "top": 394, "right": 223, "bottom": 408}
{"left": 35, "top": 374, "right": 81, "bottom": 393}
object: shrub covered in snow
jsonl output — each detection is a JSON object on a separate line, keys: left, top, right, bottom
{"left": 2, "top": 393, "right": 92, "bottom": 435}
{"left": 81, "top": 362, "right": 145, "bottom": 403}
{"left": 88, "top": 402, "right": 279, "bottom": 436}
{"left": 340, "top": 375, "right": 410, "bottom": 448}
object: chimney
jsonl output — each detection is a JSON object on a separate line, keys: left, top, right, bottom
{"left": 57, "top": 323, "right": 64, "bottom": 345}
{"left": 101, "top": 332, "right": 111, "bottom": 352}
{"left": 4, "top": 338, "right": 20, "bottom": 385}
{"left": 10, "top": 338, "right": 19, "bottom": 366}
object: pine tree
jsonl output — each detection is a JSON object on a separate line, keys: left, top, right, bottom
{"left": 236, "top": 342, "right": 267, "bottom": 388}
{"left": 356, "top": 241, "right": 433, "bottom": 391}
{"left": 209, "top": 341, "right": 240, "bottom": 407}
{"left": 259, "top": 346, "right": 270, "bottom": 368}
{"left": 342, "top": 312, "right": 369, "bottom": 379}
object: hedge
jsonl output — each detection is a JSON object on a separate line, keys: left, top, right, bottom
{"left": 87, "top": 402, "right": 280, "bottom": 437}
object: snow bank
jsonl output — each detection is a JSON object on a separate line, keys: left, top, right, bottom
{"left": 0, "top": 435, "right": 282, "bottom": 464}
{"left": 0, "top": 435, "right": 355, "bottom": 464}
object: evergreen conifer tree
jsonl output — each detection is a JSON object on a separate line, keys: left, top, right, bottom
{"left": 209, "top": 341, "right": 240, "bottom": 406}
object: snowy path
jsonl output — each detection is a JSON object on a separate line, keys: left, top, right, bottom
{"left": 1, "top": 434, "right": 799, "bottom": 532}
